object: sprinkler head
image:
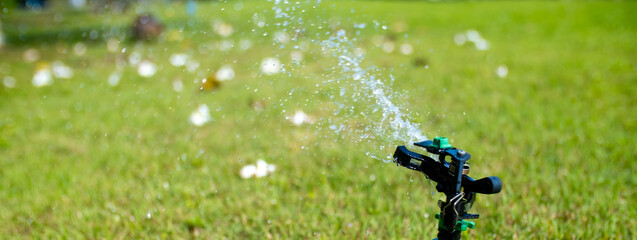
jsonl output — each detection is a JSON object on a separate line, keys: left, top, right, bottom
{"left": 393, "top": 137, "right": 502, "bottom": 239}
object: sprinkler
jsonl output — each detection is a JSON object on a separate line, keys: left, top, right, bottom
{"left": 393, "top": 137, "right": 502, "bottom": 240}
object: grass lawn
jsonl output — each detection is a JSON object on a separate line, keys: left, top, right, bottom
{"left": 0, "top": 0, "right": 635, "bottom": 239}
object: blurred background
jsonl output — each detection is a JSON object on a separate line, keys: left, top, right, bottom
{"left": 0, "top": 0, "right": 635, "bottom": 239}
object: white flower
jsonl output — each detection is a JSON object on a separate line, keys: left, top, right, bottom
{"left": 290, "top": 51, "right": 303, "bottom": 63}
{"left": 239, "top": 39, "right": 253, "bottom": 50}
{"left": 189, "top": 104, "right": 211, "bottom": 126}
{"left": 288, "top": 110, "right": 313, "bottom": 126}
{"left": 454, "top": 33, "right": 466, "bottom": 45}
{"left": 261, "top": 57, "right": 281, "bottom": 75}
{"left": 255, "top": 160, "right": 269, "bottom": 178}
{"left": 137, "top": 60, "right": 157, "bottom": 78}
{"left": 170, "top": 53, "right": 189, "bottom": 67}
{"left": 240, "top": 159, "right": 276, "bottom": 179}
{"left": 240, "top": 165, "right": 257, "bottom": 179}
{"left": 273, "top": 31, "right": 290, "bottom": 44}
{"left": 215, "top": 65, "right": 235, "bottom": 81}
{"left": 455, "top": 30, "right": 490, "bottom": 50}
{"left": 382, "top": 41, "right": 395, "bottom": 53}
{"left": 73, "top": 42, "right": 87, "bottom": 56}
{"left": 496, "top": 65, "right": 508, "bottom": 78}
{"left": 106, "top": 38, "right": 120, "bottom": 52}
{"left": 52, "top": 61, "right": 73, "bottom": 79}
{"left": 213, "top": 21, "right": 233, "bottom": 37}
{"left": 128, "top": 52, "right": 142, "bottom": 65}
{"left": 172, "top": 78, "right": 183, "bottom": 92}
{"left": 108, "top": 71, "right": 121, "bottom": 86}
{"left": 456, "top": 30, "right": 490, "bottom": 51}
{"left": 23, "top": 48, "right": 40, "bottom": 62}
{"left": 267, "top": 163, "right": 276, "bottom": 173}
{"left": 466, "top": 30, "right": 481, "bottom": 42}
{"left": 400, "top": 43, "right": 413, "bottom": 55}
{"left": 217, "top": 40, "right": 233, "bottom": 52}
{"left": 186, "top": 59, "right": 199, "bottom": 72}
{"left": 474, "top": 39, "right": 490, "bottom": 51}
{"left": 33, "top": 67, "right": 53, "bottom": 87}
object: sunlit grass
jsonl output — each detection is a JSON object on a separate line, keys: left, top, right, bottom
{"left": 0, "top": 1, "right": 635, "bottom": 239}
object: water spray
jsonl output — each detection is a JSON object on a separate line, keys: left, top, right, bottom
{"left": 394, "top": 137, "right": 502, "bottom": 240}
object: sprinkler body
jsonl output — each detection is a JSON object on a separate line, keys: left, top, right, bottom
{"left": 393, "top": 137, "right": 502, "bottom": 240}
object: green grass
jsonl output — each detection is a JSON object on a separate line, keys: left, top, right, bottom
{"left": 1, "top": 0, "right": 636, "bottom": 239}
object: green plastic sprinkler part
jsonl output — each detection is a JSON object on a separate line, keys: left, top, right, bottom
{"left": 456, "top": 219, "right": 475, "bottom": 232}
{"left": 435, "top": 213, "right": 446, "bottom": 230}
{"left": 435, "top": 214, "right": 475, "bottom": 232}
{"left": 432, "top": 137, "right": 453, "bottom": 149}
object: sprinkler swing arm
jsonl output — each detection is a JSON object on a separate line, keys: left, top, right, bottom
{"left": 393, "top": 137, "right": 502, "bottom": 240}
